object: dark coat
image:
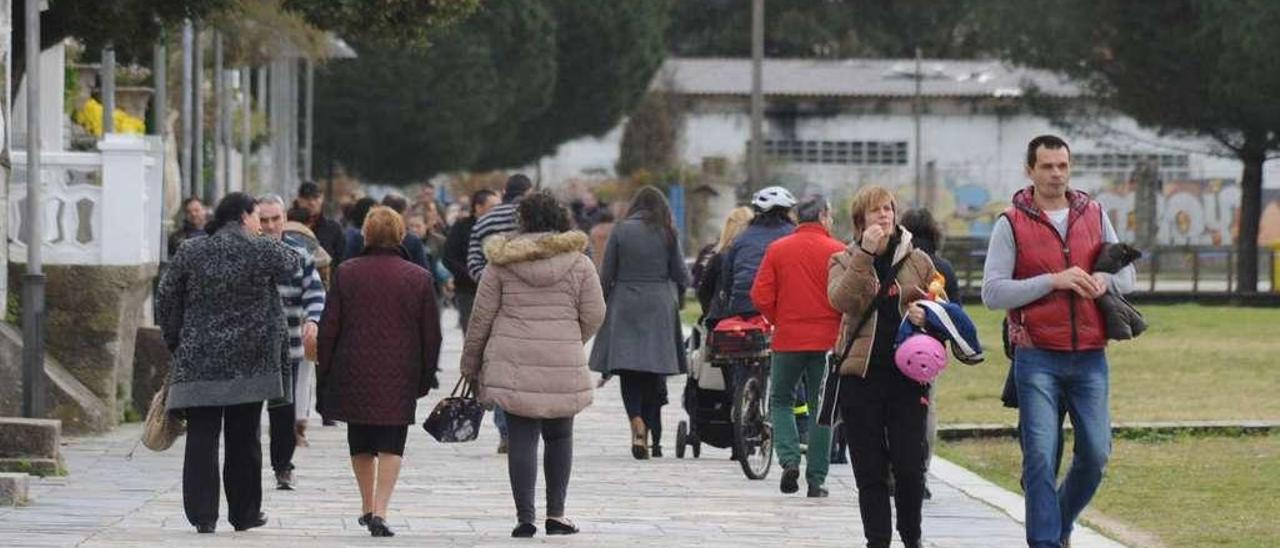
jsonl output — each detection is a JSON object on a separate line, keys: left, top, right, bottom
{"left": 588, "top": 219, "right": 691, "bottom": 376}
{"left": 443, "top": 217, "right": 478, "bottom": 294}
{"left": 317, "top": 247, "right": 443, "bottom": 425}
{"left": 1094, "top": 243, "right": 1147, "bottom": 340}
{"left": 309, "top": 215, "right": 347, "bottom": 267}
{"left": 719, "top": 222, "right": 795, "bottom": 319}
{"left": 158, "top": 225, "right": 301, "bottom": 410}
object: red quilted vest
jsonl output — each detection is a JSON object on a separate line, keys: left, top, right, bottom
{"left": 1004, "top": 187, "right": 1107, "bottom": 351}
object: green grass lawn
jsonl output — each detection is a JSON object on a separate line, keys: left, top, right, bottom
{"left": 935, "top": 304, "right": 1280, "bottom": 425}
{"left": 940, "top": 432, "right": 1280, "bottom": 547}
{"left": 682, "top": 301, "right": 1280, "bottom": 424}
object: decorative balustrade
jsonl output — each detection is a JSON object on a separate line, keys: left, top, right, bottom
{"left": 9, "top": 134, "right": 164, "bottom": 266}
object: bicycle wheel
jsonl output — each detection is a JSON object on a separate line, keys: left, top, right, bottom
{"left": 732, "top": 372, "right": 773, "bottom": 480}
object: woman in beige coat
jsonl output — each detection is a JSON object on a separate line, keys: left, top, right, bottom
{"left": 460, "top": 191, "right": 606, "bottom": 538}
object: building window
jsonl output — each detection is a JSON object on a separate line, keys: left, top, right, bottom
{"left": 1073, "top": 152, "right": 1190, "bottom": 180}
{"left": 759, "top": 139, "right": 908, "bottom": 166}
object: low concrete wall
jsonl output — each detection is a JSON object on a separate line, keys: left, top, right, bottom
{"left": 0, "top": 417, "right": 62, "bottom": 476}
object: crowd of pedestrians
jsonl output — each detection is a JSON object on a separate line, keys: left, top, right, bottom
{"left": 159, "top": 133, "right": 1132, "bottom": 548}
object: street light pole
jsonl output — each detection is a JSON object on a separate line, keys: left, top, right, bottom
{"left": 192, "top": 23, "right": 204, "bottom": 199}
{"left": 913, "top": 47, "right": 923, "bottom": 208}
{"left": 101, "top": 46, "right": 115, "bottom": 134}
{"left": 180, "top": 20, "right": 193, "bottom": 198}
{"left": 749, "top": 0, "right": 765, "bottom": 194}
{"left": 21, "top": 0, "right": 48, "bottom": 418}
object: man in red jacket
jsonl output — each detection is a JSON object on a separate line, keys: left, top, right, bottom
{"left": 751, "top": 195, "right": 846, "bottom": 497}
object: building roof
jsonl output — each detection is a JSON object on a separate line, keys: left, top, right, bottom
{"left": 652, "top": 57, "right": 1081, "bottom": 99}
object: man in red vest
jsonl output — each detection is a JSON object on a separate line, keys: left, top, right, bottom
{"left": 750, "top": 195, "right": 846, "bottom": 498}
{"left": 982, "top": 135, "right": 1135, "bottom": 548}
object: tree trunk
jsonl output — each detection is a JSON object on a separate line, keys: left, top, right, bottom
{"left": 1132, "top": 159, "right": 1160, "bottom": 249}
{"left": 1236, "top": 137, "right": 1266, "bottom": 293}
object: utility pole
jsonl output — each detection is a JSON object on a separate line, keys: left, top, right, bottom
{"left": 913, "top": 47, "right": 923, "bottom": 209}
{"left": 748, "top": 0, "right": 765, "bottom": 194}
{"left": 22, "top": 0, "right": 48, "bottom": 418}
{"left": 193, "top": 23, "right": 204, "bottom": 199}
{"left": 240, "top": 66, "right": 251, "bottom": 193}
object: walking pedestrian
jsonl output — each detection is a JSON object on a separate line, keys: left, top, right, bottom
{"left": 694, "top": 207, "right": 753, "bottom": 324}
{"left": 714, "top": 187, "right": 797, "bottom": 324}
{"left": 258, "top": 194, "right": 326, "bottom": 490}
{"left": 156, "top": 192, "right": 301, "bottom": 534}
{"left": 317, "top": 206, "right": 443, "bottom": 538}
{"left": 294, "top": 181, "right": 347, "bottom": 268}
{"left": 588, "top": 186, "right": 691, "bottom": 460}
{"left": 443, "top": 189, "right": 501, "bottom": 332}
{"left": 167, "top": 196, "right": 208, "bottom": 257}
{"left": 467, "top": 174, "right": 536, "bottom": 454}
{"left": 981, "top": 135, "right": 1135, "bottom": 548}
{"left": 899, "top": 208, "right": 959, "bottom": 500}
{"left": 460, "top": 191, "right": 606, "bottom": 538}
{"left": 749, "top": 195, "right": 844, "bottom": 497}
{"left": 827, "top": 185, "right": 937, "bottom": 548}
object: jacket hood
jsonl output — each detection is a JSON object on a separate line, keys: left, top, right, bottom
{"left": 1011, "top": 185, "right": 1092, "bottom": 217}
{"left": 848, "top": 226, "right": 916, "bottom": 265}
{"left": 283, "top": 221, "right": 318, "bottom": 240}
{"left": 483, "top": 231, "right": 589, "bottom": 287}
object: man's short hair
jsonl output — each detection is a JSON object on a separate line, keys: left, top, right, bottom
{"left": 796, "top": 195, "right": 829, "bottom": 224}
{"left": 503, "top": 174, "right": 534, "bottom": 202}
{"left": 297, "top": 181, "right": 323, "bottom": 199}
{"left": 471, "top": 189, "right": 498, "bottom": 215}
{"left": 1026, "top": 135, "right": 1071, "bottom": 168}
{"left": 257, "top": 193, "right": 286, "bottom": 208}
{"left": 286, "top": 206, "right": 311, "bottom": 223}
{"left": 381, "top": 193, "right": 409, "bottom": 214}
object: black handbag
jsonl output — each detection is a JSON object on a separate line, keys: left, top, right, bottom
{"left": 422, "top": 378, "right": 485, "bottom": 443}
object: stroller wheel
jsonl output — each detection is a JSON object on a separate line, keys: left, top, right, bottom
{"left": 676, "top": 421, "right": 688, "bottom": 459}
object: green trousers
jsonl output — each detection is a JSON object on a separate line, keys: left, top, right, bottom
{"left": 769, "top": 351, "right": 831, "bottom": 485}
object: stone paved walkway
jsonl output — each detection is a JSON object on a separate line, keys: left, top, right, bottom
{"left": 0, "top": 311, "right": 1124, "bottom": 547}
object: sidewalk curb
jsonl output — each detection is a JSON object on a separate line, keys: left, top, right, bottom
{"left": 938, "top": 421, "right": 1280, "bottom": 441}
{"left": 930, "top": 456, "right": 1127, "bottom": 548}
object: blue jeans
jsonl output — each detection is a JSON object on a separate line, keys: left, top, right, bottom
{"left": 1015, "top": 347, "right": 1111, "bottom": 548}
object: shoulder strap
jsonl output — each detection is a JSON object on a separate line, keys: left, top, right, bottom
{"left": 833, "top": 252, "right": 911, "bottom": 363}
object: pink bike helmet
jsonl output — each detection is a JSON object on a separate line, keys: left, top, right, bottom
{"left": 894, "top": 334, "right": 947, "bottom": 384}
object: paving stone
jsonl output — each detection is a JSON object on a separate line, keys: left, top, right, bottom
{"left": 0, "top": 309, "right": 1124, "bottom": 546}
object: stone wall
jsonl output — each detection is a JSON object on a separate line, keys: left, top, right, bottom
{"left": 4, "top": 263, "right": 157, "bottom": 432}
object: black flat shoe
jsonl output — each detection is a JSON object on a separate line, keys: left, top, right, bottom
{"left": 358, "top": 512, "right": 372, "bottom": 526}
{"left": 631, "top": 443, "right": 649, "bottom": 460}
{"left": 233, "top": 513, "right": 268, "bottom": 532}
{"left": 195, "top": 523, "right": 215, "bottom": 534}
{"left": 650, "top": 445, "right": 663, "bottom": 458}
{"left": 367, "top": 515, "right": 395, "bottom": 537}
{"left": 807, "top": 484, "right": 829, "bottom": 498}
{"left": 511, "top": 522, "right": 537, "bottom": 538}
{"left": 780, "top": 465, "right": 800, "bottom": 494}
{"left": 545, "top": 518, "right": 579, "bottom": 535}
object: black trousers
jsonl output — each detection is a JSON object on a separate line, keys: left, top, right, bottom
{"left": 506, "top": 413, "right": 574, "bottom": 524}
{"left": 840, "top": 374, "right": 929, "bottom": 547}
{"left": 267, "top": 403, "right": 297, "bottom": 473}
{"left": 618, "top": 371, "right": 666, "bottom": 445}
{"left": 183, "top": 401, "right": 265, "bottom": 529}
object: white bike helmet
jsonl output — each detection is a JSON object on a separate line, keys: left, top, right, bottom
{"left": 751, "top": 186, "right": 797, "bottom": 212}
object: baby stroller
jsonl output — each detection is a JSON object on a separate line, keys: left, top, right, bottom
{"left": 675, "top": 316, "right": 774, "bottom": 480}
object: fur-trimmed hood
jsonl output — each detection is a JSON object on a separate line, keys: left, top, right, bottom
{"left": 483, "top": 230, "right": 590, "bottom": 287}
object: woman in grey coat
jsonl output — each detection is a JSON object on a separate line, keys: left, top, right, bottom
{"left": 157, "top": 192, "right": 301, "bottom": 535}
{"left": 588, "top": 186, "right": 691, "bottom": 459}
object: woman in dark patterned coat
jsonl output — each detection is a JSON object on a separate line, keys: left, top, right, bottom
{"left": 156, "top": 192, "right": 301, "bottom": 535}
{"left": 317, "top": 206, "right": 443, "bottom": 538}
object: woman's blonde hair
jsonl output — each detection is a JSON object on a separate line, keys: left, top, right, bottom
{"left": 849, "top": 185, "right": 897, "bottom": 233}
{"left": 715, "top": 207, "right": 755, "bottom": 252}
{"left": 362, "top": 206, "right": 406, "bottom": 249}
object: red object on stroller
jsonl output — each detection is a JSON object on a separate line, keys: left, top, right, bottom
{"left": 708, "top": 315, "right": 773, "bottom": 359}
